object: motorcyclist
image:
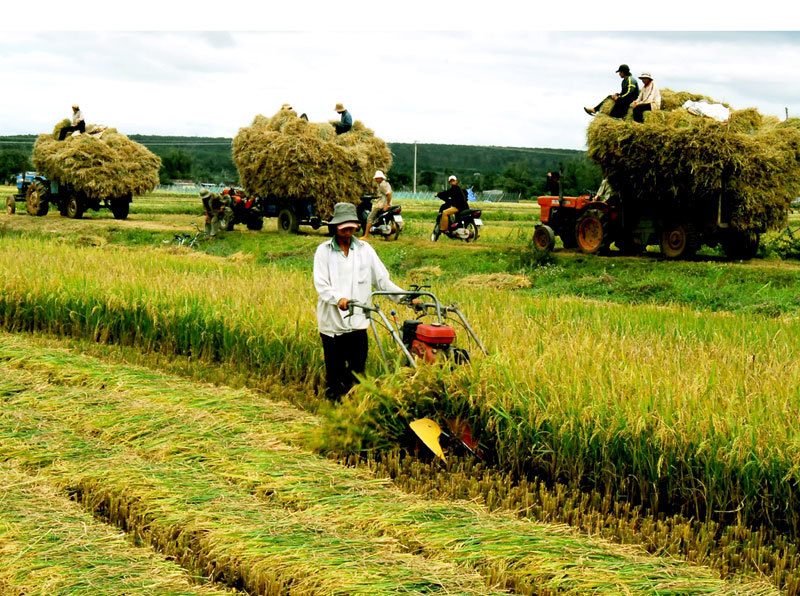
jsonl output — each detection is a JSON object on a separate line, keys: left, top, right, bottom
{"left": 434, "top": 175, "right": 469, "bottom": 233}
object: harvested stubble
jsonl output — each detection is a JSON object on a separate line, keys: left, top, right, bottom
{"left": 0, "top": 462, "right": 235, "bottom": 596}
{"left": 588, "top": 90, "right": 800, "bottom": 232}
{"left": 0, "top": 333, "right": 779, "bottom": 596}
{"left": 31, "top": 120, "right": 161, "bottom": 200}
{"left": 232, "top": 108, "right": 392, "bottom": 219}
{"left": 1, "top": 236, "right": 800, "bottom": 590}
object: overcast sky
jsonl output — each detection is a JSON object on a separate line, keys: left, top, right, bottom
{"left": 2, "top": 3, "right": 799, "bottom": 150}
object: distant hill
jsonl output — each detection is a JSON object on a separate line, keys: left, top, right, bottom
{"left": 0, "top": 135, "right": 600, "bottom": 196}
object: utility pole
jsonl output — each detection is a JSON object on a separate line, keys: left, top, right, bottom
{"left": 786, "top": 107, "right": 790, "bottom": 121}
{"left": 413, "top": 141, "right": 417, "bottom": 194}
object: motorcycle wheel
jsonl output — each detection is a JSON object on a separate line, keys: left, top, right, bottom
{"left": 386, "top": 220, "right": 400, "bottom": 241}
{"left": 464, "top": 222, "right": 479, "bottom": 243}
{"left": 431, "top": 224, "right": 441, "bottom": 242}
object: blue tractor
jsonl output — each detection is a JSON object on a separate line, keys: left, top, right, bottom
{"left": 6, "top": 171, "right": 131, "bottom": 219}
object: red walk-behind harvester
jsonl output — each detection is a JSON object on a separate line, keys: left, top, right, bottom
{"left": 346, "top": 286, "right": 487, "bottom": 461}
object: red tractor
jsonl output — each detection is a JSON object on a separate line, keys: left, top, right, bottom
{"left": 533, "top": 185, "right": 761, "bottom": 260}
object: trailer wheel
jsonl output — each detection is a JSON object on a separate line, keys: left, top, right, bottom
{"left": 6, "top": 196, "right": 15, "bottom": 214}
{"left": 721, "top": 230, "right": 760, "bottom": 260}
{"left": 533, "top": 225, "right": 556, "bottom": 251}
{"left": 277, "top": 208, "right": 299, "bottom": 233}
{"left": 109, "top": 200, "right": 130, "bottom": 220}
{"left": 246, "top": 215, "right": 264, "bottom": 231}
{"left": 65, "top": 195, "right": 85, "bottom": 219}
{"left": 575, "top": 209, "right": 608, "bottom": 254}
{"left": 26, "top": 181, "right": 50, "bottom": 216}
{"left": 660, "top": 223, "right": 698, "bottom": 259}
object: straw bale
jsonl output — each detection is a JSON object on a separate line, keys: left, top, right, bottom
{"left": 32, "top": 121, "right": 161, "bottom": 200}
{"left": 457, "top": 273, "right": 532, "bottom": 290}
{"left": 587, "top": 93, "right": 800, "bottom": 232}
{"left": 233, "top": 109, "right": 392, "bottom": 220}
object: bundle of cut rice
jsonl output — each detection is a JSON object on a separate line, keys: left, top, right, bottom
{"left": 32, "top": 121, "right": 161, "bottom": 200}
{"left": 232, "top": 108, "right": 392, "bottom": 220}
{"left": 587, "top": 91, "right": 800, "bottom": 232}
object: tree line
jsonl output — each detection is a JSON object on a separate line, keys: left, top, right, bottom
{"left": 0, "top": 137, "right": 601, "bottom": 198}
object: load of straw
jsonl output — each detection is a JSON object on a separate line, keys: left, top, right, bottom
{"left": 587, "top": 90, "right": 800, "bottom": 231}
{"left": 31, "top": 120, "right": 161, "bottom": 200}
{"left": 232, "top": 108, "right": 392, "bottom": 220}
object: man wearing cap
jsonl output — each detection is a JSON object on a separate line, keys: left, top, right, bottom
{"left": 632, "top": 72, "right": 661, "bottom": 123}
{"left": 58, "top": 104, "right": 86, "bottom": 140}
{"left": 584, "top": 64, "right": 639, "bottom": 119}
{"left": 199, "top": 188, "right": 231, "bottom": 237}
{"left": 362, "top": 170, "right": 392, "bottom": 239}
{"left": 313, "top": 202, "right": 415, "bottom": 400}
{"left": 434, "top": 175, "right": 469, "bottom": 233}
{"left": 334, "top": 103, "right": 352, "bottom": 135}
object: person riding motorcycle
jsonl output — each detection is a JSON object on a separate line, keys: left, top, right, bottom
{"left": 434, "top": 175, "right": 469, "bottom": 232}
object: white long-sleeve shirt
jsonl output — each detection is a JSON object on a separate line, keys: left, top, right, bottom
{"left": 636, "top": 82, "right": 661, "bottom": 110}
{"left": 313, "top": 237, "right": 405, "bottom": 337}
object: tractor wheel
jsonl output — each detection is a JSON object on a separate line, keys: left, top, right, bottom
{"left": 6, "top": 196, "right": 16, "bottom": 214}
{"left": 26, "top": 181, "right": 50, "bottom": 216}
{"left": 660, "top": 223, "right": 698, "bottom": 259}
{"left": 109, "top": 200, "right": 130, "bottom": 220}
{"left": 575, "top": 208, "right": 609, "bottom": 254}
{"left": 64, "top": 195, "right": 85, "bottom": 219}
{"left": 246, "top": 215, "right": 264, "bottom": 231}
{"left": 533, "top": 225, "right": 556, "bottom": 251}
{"left": 721, "top": 230, "right": 760, "bottom": 260}
{"left": 464, "top": 222, "right": 479, "bottom": 243}
{"left": 277, "top": 208, "right": 299, "bottom": 234}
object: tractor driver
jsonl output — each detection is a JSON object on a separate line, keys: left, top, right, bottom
{"left": 58, "top": 104, "right": 87, "bottom": 140}
{"left": 435, "top": 175, "right": 469, "bottom": 233}
{"left": 313, "top": 202, "right": 419, "bottom": 400}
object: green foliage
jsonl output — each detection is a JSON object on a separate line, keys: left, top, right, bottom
{"left": 0, "top": 149, "right": 30, "bottom": 183}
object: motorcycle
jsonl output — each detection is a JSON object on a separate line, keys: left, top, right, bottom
{"left": 431, "top": 207, "right": 483, "bottom": 242}
{"left": 357, "top": 194, "right": 404, "bottom": 240}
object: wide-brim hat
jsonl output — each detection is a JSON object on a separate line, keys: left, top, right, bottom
{"left": 199, "top": 189, "right": 212, "bottom": 199}
{"left": 328, "top": 202, "right": 360, "bottom": 227}
{"left": 373, "top": 170, "right": 386, "bottom": 180}
{"left": 335, "top": 102, "right": 346, "bottom": 112}
{"left": 638, "top": 72, "right": 653, "bottom": 80}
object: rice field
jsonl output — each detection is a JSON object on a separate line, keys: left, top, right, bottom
{"left": 1, "top": 194, "right": 800, "bottom": 593}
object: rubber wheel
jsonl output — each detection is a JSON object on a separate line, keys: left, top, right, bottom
{"left": 722, "top": 230, "right": 760, "bottom": 260}
{"left": 464, "top": 222, "right": 479, "bottom": 243}
{"left": 533, "top": 225, "right": 556, "bottom": 251}
{"left": 6, "top": 196, "right": 16, "bottom": 214}
{"left": 246, "top": 215, "right": 264, "bottom": 231}
{"left": 109, "top": 200, "right": 130, "bottom": 220}
{"left": 575, "top": 208, "right": 608, "bottom": 254}
{"left": 431, "top": 223, "right": 441, "bottom": 242}
{"left": 385, "top": 219, "right": 400, "bottom": 241}
{"left": 277, "top": 208, "right": 298, "bottom": 233}
{"left": 26, "top": 181, "right": 49, "bottom": 216}
{"left": 660, "top": 223, "right": 698, "bottom": 259}
{"left": 65, "top": 195, "right": 84, "bottom": 219}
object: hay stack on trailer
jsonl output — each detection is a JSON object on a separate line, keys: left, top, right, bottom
{"left": 587, "top": 91, "right": 800, "bottom": 234}
{"left": 30, "top": 121, "right": 161, "bottom": 219}
{"left": 232, "top": 108, "right": 392, "bottom": 221}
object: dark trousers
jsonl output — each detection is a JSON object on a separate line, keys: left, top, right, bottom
{"left": 320, "top": 329, "right": 368, "bottom": 400}
{"left": 594, "top": 95, "right": 635, "bottom": 119}
{"left": 632, "top": 103, "right": 652, "bottom": 123}
{"left": 58, "top": 121, "right": 86, "bottom": 140}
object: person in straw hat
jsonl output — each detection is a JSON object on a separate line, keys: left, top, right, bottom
{"left": 584, "top": 64, "right": 639, "bottom": 119}
{"left": 58, "top": 104, "right": 87, "bottom": 140}
{"left": 313, "top": 201, "right": 419, "bottom": 400}
{"left": 333, "top": 102, "right": 352, "bottom": 135}
{"left": 199, "top": 188, "right": 231, "bottom": 237}
{"left": 362, "top": 170, "right": 392, "bottom": 239}
{"left": 632, "top": 72, "right": 661, "bottom": 123}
